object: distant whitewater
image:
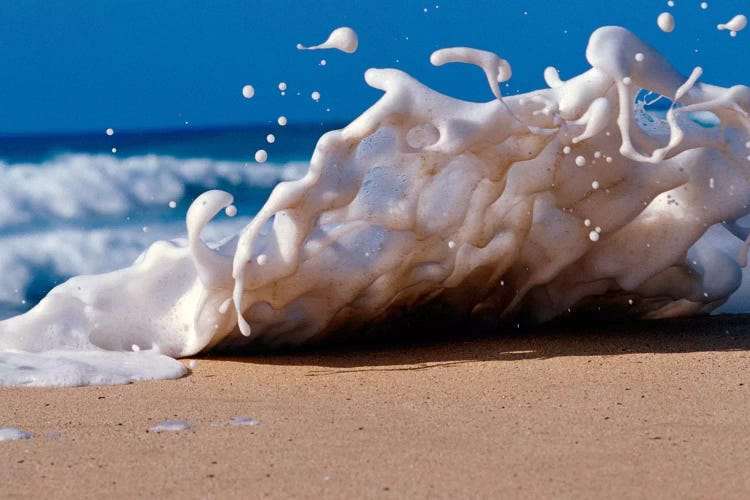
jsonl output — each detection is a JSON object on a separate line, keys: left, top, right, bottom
{"left": 0, "top": 125, "right": 328, "bottom": 319}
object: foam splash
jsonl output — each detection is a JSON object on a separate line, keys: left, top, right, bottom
{"left": 296, "top": 27, "right": 358, "bottom": 54}
{"left": 2, "top": 26, "right": 750, "bottom": 386}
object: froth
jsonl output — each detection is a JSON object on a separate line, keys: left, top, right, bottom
{"left": 2, "top": 26, "right": 750, "bottom": 386}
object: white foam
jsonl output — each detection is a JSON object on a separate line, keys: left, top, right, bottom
{"left": 242, "top": 85, "right": 255, "bottom": 99}
{"left": 718, "top": 15, "right": 747, "bottom": 35}
{"left": 657, "top": 12, "right": 675, "bottom": 33}
{"left": 430, "top": 47, "right": 512, "bottom": 100}
{"left": 297, "top": 27, "right": 358, "bottom": 54}
{"left": 3, "top": 27, "right": 750, "bottom": 386}
{"left": 0, "top": 351, "right": 186, "bottom": 387}
{"left": 0, "top": 428, "right": 32, "bottom": 441}
{"left": 254, "top": 149, "right": 268, "bottom": 163}
{"left": 149, "top": 420, "right": 192, "bottom": 432}
{"left": 227, "top": 416, "right": 260, "bottom": 426}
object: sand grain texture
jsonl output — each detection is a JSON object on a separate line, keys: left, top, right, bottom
{"left": 2, "top": 315, "right": 750, "bottom": 499}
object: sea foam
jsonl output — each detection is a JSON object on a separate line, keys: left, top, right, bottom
{"left": 2, "top": 27, "right": 750, "bottom": 386}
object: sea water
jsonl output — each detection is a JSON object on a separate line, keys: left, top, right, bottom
{"left": 0, "top": 125, "right": 326, "bottom": 320}
{"left": 3, "top": 26, "right": 750, "bottom": 386}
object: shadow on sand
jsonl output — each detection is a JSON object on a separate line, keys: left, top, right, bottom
{"left": 197, "top": 314, "right": 750, "bottom": 373}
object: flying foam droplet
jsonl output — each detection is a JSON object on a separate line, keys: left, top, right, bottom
{"left": 718, "top": 15, "right": 747, "bottom": 34}
{"left": 106, "top": 128, "right": 114, "bottom": 136}
{"left": 320, "top": 59, "right": 327, "bottom": 66}
{"left": 592, "top": 181, "right": 600, "bottom": 189}
{"left": 188, "top": 360, "right": 198, "bottom": 369}
{"left": 225, "top": 205, "right": 237, "bottom": 217}
{"left": 131, "top": 344, "right": 141, "bottom": 352}
{"left": 242, "top": 85, "right": 255, "bottom": 99}
{"left": 584, "top": 219, "right": 592, "bottom": 227}
{"left": 254, "top": 149, "right": 268, "bottom": 163}
{"left": 297, "top": 27, "right": 359, "bottom": 54}
{"left": 589, "top": 231, "right": 600, "bottom": 242}
{"left": 277, "top": 116, "right": 288, "bottom": 126}
{"left": 575, "top": 155, "right": 587, "bottom": 166}
{"left": 168, "top": 200, "right": 177, "bottom": 209}
{"left": 635, "top": 53, "right": 645, "bottom": 62}
{"left": 266, "top": 134, "right": 276, "bottom": 144}
{"left": 278, "top": 82, "right": 287, "bottom": 91}
{"left": 256, "top": 254, "right": 269, "bottom": 266}
{"left": 701, "top": 2, "right": 708, "bottom": 10}
{"left": 311, "top": 91, "right": 321, "bottom": 102}
{"left": 657, "top": 12, "right": 675, "bottom": 33}
{"left": 563, "top": 146, "right": 572, "bottom": 154}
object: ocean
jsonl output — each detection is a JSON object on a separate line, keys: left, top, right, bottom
{"left": 0, "top": 124, "right": 339, "bottom": 320}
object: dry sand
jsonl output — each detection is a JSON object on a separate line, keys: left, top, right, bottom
{"left": 2, "top": 314, "right": 750, "bottom": 499}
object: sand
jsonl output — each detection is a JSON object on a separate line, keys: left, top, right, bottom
{"left": 2, "top": 314, "right": 750, "bottom": 499}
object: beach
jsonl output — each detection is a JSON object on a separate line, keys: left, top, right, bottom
{"left": 3, "top": 314, "right": 750, "bottom": 499}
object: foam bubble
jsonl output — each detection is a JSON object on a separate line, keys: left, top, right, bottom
{"left": 657, "top": 12, "right": 675, "bottom": 33}
{"left": 254, "top": 149, "right": 268, "bottom": 163}
{"left": 242, "top": 85, "right": 255, "bottom": 99}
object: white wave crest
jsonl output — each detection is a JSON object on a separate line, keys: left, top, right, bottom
{"left": 0, "top": 154, "right": 306, "bottom": 228}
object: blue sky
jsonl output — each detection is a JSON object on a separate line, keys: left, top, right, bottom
{"left": 1, "top": 0, "right": 748, "bottom": 134}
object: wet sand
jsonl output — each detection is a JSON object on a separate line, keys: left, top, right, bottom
{"left": 2, "top": 315, "right": 750, "bottom": 499}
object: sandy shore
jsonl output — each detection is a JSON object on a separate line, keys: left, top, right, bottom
{"left": 2, "top": 315, "right": 750, "bottom": 499}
